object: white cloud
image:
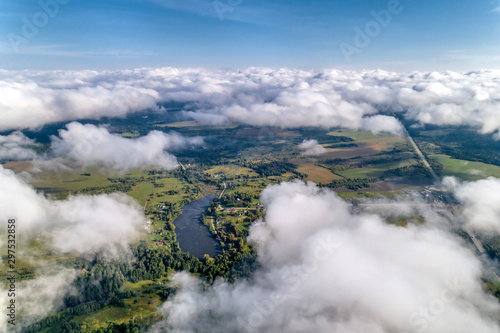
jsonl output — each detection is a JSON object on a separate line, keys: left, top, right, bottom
{"left": 50, "top": 193, "right": 148, "bottom": 256}
{"left": 1, "top": 68, "right": 500, "bottom": 137}
{"left": 361, "top": 114, "right": 404, "bottom": 135}
{"left": 151, "top": 181, "right": 500, "bottom": 333}
{"left": 0, "top": 70, "right": 159, "bottom": 131}
{"left": 48, "top": 122, "right": 203, "bottom": 171}
{"left": 0, "top": 121, "right": 203, "bottom": 172}
{"left": 444, "top": 176, "right": 500, "bottom": 233}
{"left": 18, "top": 269, "right": 77, "bottom": 324}
{"left": 0, "top": 131, "right": 39, "bottom": 161}
{"left": 0, "top": 269, "right": 77, "bottom": 332}
{"left": 0, "top": 165, "right": 147, "bottom": 257}
{"left": 298, "top": 139, "right": 326, "bottom": 155}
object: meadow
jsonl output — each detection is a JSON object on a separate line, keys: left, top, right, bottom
{"left": 431, "top": 154, "right": 500, "bottom": 181}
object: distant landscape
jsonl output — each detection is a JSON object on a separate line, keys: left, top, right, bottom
{"left": 2, "top": 108, "right": 500, "bottom": 332}
{"left": 2, "top": 1, "right": 500, "bottom": 330}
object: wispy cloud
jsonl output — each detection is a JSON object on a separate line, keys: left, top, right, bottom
{"left": 147, "top": 0, "right": 276, "bottom": 25}
{"left": 149, "top": 0, "right": 215, "bottom": 17}
{"left": 493, "top": 4, "right": 500, "bottom": 12}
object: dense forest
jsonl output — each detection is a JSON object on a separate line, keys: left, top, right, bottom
{"left": 23, "top": 244, "right": 256, "bottom": 333}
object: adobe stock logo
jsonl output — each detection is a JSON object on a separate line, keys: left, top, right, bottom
{"left": 213, "top": 0, "right": 243, "bottom": 20}
{"left": 339, "top": 0, "right": 411, "bottom": 63}
{"left": 7, "top": 0, "right": 72, "bottom": 53}
{"left": 237, "top": 233, "right": 342, "bottom": 332}
{"left": 409, "top": 278, "right": 465, "bottom": 332}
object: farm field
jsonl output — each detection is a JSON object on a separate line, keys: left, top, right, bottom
{"left": 204, "top": 165, "right": 259, "bottom": 178}
{"left": 337, "top": 159, "right": 418, "bottom": 179}
{"left": 29, "top": 168, "right": 115, "bottom": 199}
{"left": 431, "top": 154, "right": 500, "bottom": 180}
{"left": 297, "top": 164, "right": 344, "bottom": 183}
{"left": 2, "top": 2, "right": 499, "bottom": 330}
{"left": 5, "top": 119, "right": 493, "bottom": 333}
{"left": 127, "top": 181, "right": 154, "bottom": 206}
{"left": 327, "top": 129, "right": 406, "bottom": 151}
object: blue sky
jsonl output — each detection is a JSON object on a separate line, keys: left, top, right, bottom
{"left": 0, "top": 0, "right": 499, "bottom": 71}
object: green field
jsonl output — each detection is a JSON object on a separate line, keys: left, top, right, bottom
{"left": 322, "top": 129, "right": 406, "bottom": 159}
{"left": 204, "top": 165, "right": 259, "bottom": 178}
{"left": 126, "top": 181, "right": 154, "bottom": 206}
{"left": 338, "top": 159, "right": 418, "bottom": 179}
{"left": 72, "top": 294, "right": 162, "bottom": 330}
{"left": 30, "top": 167, "right": 114, "bottom": 198}
{"left": 431, "top": 154, "right": 500, "bottom": 180}
{"left": 146, "top": 177, "right": 192, "bottom": 207}
{"left": 18, "top": 165, "right": 191, "bottom": 209}
{"left": 328, "top": 129, "right": 405, "bottom": 151}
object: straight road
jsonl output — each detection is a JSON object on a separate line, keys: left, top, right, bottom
{"left": 406, "top": 135, "right": 441, "bottom": 185}
{"left": 402, "top": 126, "right": 489, "bottom": 255}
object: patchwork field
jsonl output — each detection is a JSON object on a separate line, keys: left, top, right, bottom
{"left": 7, "top": 120, "right": 493, "bottom": 333}
{"left": 297, "top": 164, "right": 344, "bottom": 183}
{"left": 327, "top": 129, "right": 406, "bottom": 154}
{"left": 322, "top": 144, "right": 380, "bottom": 159}
{"left": 337, "top": 159, "right": 418, "bottom": 179}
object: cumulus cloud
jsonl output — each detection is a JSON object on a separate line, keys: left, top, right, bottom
{"left": 298, "top": 139, "right": 326, "bottom": 156}
{"left": 0, "top": 69, "right": 159, "bottom": 131}
{"left": 0, "top": 131, "right": 39, "bottom": 161}
{"left": 174, "top": 68, "right": 500, "bottom": 137}
{"left": 361, "top": 114, "right": 404, "bottom": 135}
{"left": 0, "top": 162, "right": 151, "bottom": 330}
{"left": 48, "top": 122, "right": 203, "bottom": 171}
{"left": 151, "top": 181, "right": 500, "bottom": 333}
{"left": 0, "top": 165, "right": 147, "bottom": 257}
{"left": 444, "top": 176, "right": 500, "bottom": 233}
{"left": 3, "top": 68, "right": 499, "bottom": 137}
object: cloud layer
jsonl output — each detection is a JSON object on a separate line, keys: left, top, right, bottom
{"left": 0, "top": 165, "right": 147, "bottom": 257}
{"left": 152, "top": 181, "right": 500, "bottom": 333}
{"left": 0, "top": 69, "right": 159, "bottom": 131}
{"left": 49, "top": 122, "right": 203, "bottom": 171}
{"left": 2, "top": 68, "right": 500, "bottom": 136}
